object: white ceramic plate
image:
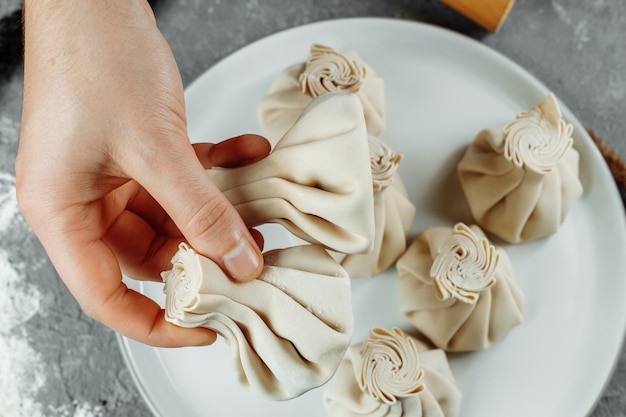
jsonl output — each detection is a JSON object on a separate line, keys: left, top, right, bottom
{"left": 118, "top": 18, "right": 626, "bottom": 417}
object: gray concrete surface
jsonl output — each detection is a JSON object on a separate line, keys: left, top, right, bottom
{"left": 0, "top": 0, "right": 624, "bottom": 416}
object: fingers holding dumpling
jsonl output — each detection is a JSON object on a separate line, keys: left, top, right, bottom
{"left": 161, "top": 243, "right": 354, "bottom": 400}
{"left": 208, "top": 93, "right": 376, "bottom": 255}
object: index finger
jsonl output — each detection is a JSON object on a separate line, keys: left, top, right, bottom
{"left": 193, "top": 134, "right": 271, "bottom": 169}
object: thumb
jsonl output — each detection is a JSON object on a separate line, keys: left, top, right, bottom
{"left": 129, "top": 142, "right": 263, "bottom": 282}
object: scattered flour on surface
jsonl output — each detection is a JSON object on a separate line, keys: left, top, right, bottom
{"left": 71, "top": 403, "right": 105, "bottom": 417}
{"left": 0, "top": 331, "right": 107, "bottom": 417}
{"left": 0, "top": 250, "right": 45, "bottom": 417}
{"left": 47, "top": 402, "right": 105, "bottom": 417}
{"left": 0, "top": 172, "right": 18, "bottom": 234}
{"left": 0, "top": 115, "right": 20, "bottom": 146}
{"left": 0, "top": 174, "right": 103, "bottom": 417}
{"left": 551, "top": 1, "right": 590, "bottom": 48}
{"left": 0, "top": 250, "right": 41, "bottom": 333}
{"left": 0, "top": 334, "right": 46, "bottom": 417}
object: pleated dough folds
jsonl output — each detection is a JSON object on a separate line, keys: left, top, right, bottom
{"left": 334, "top": 136, "right": 415, "bottom": 277}
{"left": 323, "top": 327, "right": 462, "bottom": 417}
{"left": 258, "top": 44, "right": 385, "bottom": 144}
{"left": 162, "top": 243, "right": 354, "bottom": 400}
{"left": 208, "top": 92, "right": 375, "bottom": 255}
{"left": 457, "top": 93, "right": 583, "bottom": 243}
{"left": 397, "top": 223, "right": 525, "bottom": 352}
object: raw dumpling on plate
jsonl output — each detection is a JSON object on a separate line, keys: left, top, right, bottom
{"left": 208, "top": 92, "right": 375, "bottom": 255}
{"left": 258, "top": 43, "right": 385, "bottom": 145}
{"left": 333, "top": 135, "right": 415, "bottom": 277}
{"left": 457, "top": 93, "right": 583, "bottom": 243}
{"left": 397, "top": 223, "right": 525, "bottom": 352}
{"left": 323, "top": 327, "right": 462, "bottom": 417}
{"left": 161, "top": 243, "right": 354, "bottom": 400}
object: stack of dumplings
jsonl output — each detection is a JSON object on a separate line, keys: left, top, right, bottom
{"left": 158, "top": 41, "right": 585, "bottom": 414}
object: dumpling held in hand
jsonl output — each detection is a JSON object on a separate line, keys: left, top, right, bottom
{"left": 208, "top": 93, "right": 375, "bottom": 255}
{"left": 161, "top": 243, "right": 354, "bottom": 400}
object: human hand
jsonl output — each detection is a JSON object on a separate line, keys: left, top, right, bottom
{"left": 16, "top": 0, "right": 268, "bottom": 347}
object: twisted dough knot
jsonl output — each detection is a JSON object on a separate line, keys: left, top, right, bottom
{"left": 162, "top": 242, "right": 202, "bottom": 321}
{"left": 359, "top": 327, "right": 425, "bottom": 404}
{"left": 299, "top": 44, "right": 366, "bottom": 98}
{"left": 430, "top": 223, "right": 499, "bottom": 304}
{"left": 503, "top": 93, "right": 574, "bottom": 174}
{"left": 369, "top": 135, "right": 402, "bottom": 192}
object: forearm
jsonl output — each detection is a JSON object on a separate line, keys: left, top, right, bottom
{"left": 23, "top": 0, "right": 156, "bottom": 89}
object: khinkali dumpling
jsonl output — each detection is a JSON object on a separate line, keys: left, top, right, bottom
{"left": 457, "top": 93, "right": 583, "bottom": 243}
{"left": 207, "top": 92, "right": 375, "bottom": 255}
{"left": 334, "top": 136, "right": 415, "bottom": 277}
{"left": 324, "top": 327, "right": 462, "bottom": 417}
{"left": 161, "top": 243, "right": 354, "bottom": 400}
{"left": 258, "top": 43, "right": 385, "bottom": 145}
{"left": 397, "top": 223, "right": 524, "bottom": 352}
